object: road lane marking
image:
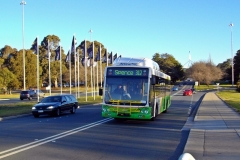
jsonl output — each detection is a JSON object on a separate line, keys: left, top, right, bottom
{"left": 0, "top": 118, "right": 113, "bottom": 159}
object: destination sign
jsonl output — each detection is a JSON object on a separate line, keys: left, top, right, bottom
{"left": 107, "top": 68, "right": 148, "bottom": 76}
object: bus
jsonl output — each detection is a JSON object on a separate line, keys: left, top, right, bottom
{"left": 99, "top": 57, "right": 171, "bottom": 120}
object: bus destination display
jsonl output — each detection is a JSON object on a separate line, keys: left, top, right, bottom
{"left": 107, "top": 68, "right": 148, "bottom": 76}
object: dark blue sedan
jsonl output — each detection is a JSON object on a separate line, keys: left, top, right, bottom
{"left": 32, "top": 94, "right": 79, "bottom": 118}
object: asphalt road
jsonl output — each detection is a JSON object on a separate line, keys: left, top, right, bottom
{"left": 0, "top": 86, "right": 206, "bottom": 160}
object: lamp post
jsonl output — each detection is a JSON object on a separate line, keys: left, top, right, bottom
{"left": 229, "top": 23, "right": 234, "bottom": 86}
{"left": 48, "top": 39, "right": 51, "bottom": 95}
{"left": 20, "top": 0, "right": 26, "bottom": 90}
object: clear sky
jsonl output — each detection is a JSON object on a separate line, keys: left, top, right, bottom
{"left": 1, "top": 0, "right": 240, "bottom": 67}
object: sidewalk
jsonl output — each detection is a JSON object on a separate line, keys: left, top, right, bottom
{"left": 180, "top": 92, "right": 240, "bottom": 160}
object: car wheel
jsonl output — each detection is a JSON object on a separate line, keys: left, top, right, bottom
{"left": 33, "top": 114, "right": 39, "bottom": 118}
{"left": 20, "top": 98, "right": 23, "bottom": 100}
{"left": 70, "top": 106, "right": 76, "bottom": 114}
{"left": 56, "top": 108, "right": 61, "bottom": 116}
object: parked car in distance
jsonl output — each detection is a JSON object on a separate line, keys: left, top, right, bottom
{"left": 20, "top": 90, "right": 32, "bottom": 100}
{"left": 172, "top": 86, "right": 179, "bottom": 91}
{"left": 20, "top": 89, "right": 45, "bottom": 100}
{"left": 33, "top": 89, "right": 45, "bottom": 98}
{"left": 32, "top": 94, "right": 79, "bottom": 118}
{"left": 183, "top": 89, "right": 193, "bottom": 96}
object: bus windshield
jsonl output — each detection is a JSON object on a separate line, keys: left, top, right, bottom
{"left": 104, "top": 77, "right": 149, "bottom": 105}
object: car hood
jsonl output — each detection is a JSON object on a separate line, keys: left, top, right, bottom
{"left": 34, "top": 102, "right": 60, "bottom": 108}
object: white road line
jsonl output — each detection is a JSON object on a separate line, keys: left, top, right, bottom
{"left": 0, "top": 118, "right": 113, "bottom": 159}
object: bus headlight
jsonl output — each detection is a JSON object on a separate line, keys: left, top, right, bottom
{"left": 141, "top": 109, "right": 149, "bottom": 114}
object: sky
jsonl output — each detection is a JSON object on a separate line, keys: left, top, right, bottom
{"left": 1, "top": 0, "right": 240, "bottom": 67}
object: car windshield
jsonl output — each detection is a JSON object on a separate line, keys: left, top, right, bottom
{"left": 41, "top": 96, "right": 61, "bottom": 103}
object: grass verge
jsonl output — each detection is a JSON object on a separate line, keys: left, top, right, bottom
{"left": 0, "top": 102, "right": 36, "bottom": 117}
{"left": 216, "top": 90, "right": 240, "bottom": 112}
{"left": 194, "top": 84, "right": 234, "bottom": 91}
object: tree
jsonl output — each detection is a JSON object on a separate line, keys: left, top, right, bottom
{"left": 234, "top": 49, "right": 240, "bottom": 83}
{"left": 0, "top": 67, "right": 19, "bottom": 94}
{"left": 0, "top": 45, "right": 18, "bottom": 59}
{"left": 217, "top": 59, "right": 231, "bottom": 82}
{"left": 0, "top": 45, "right": 18, "bottom": 68}
{"left": 186, "top": 61, "right": 223, "bottom": 86}
{"left": 152, "top": 53, "right": 184, "bottom": 83}
{"left": 8, "top": 49, "right": 37, "bottom": 89}
{"left": 40, "top": 35, "right": 64, "bottom": 87}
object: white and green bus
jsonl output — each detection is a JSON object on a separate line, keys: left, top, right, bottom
{"left": 99, "top": 57, "right": 171, "bottom": 120}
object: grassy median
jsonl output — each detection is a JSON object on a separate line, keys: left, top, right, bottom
{"left": 0, "top": 95, "right": 103, "bottom": 117}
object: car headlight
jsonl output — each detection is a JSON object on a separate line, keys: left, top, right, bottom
{"left": 103, "top": 108, "right": 107, "bottom": 112}
{"left": 47, "top": 106, "right": 54, "bottom": 109}
{"left": 32, "top": 107, "right": 36, "bottom": 110}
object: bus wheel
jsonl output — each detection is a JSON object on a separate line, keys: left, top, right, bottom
{"left": 163, "top": 109, "right": 167, "bottom": 113}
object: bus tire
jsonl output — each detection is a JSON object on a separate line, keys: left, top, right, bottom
{"left": 163, "top": 109, "right": 167, "bottom": 113}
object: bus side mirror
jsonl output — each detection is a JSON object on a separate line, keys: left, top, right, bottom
{"left": 99, "top": 88, "right": 103, "bottom": 96}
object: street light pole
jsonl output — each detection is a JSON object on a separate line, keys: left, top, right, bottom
{"left": 48, "top": 39, "right": 51, "bottom": 95}
{"left": 229, "top": 23, "right": 234, "bottom": 86}
{"left": 20, "top": 0, "right": 26, "bottom": 90}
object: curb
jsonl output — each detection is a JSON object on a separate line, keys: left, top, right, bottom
{"left": 0, "top": 113, "right": 32, "bottom": 121}
{"left": 0, "top": 103, "right": 102, "bottom": 121}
